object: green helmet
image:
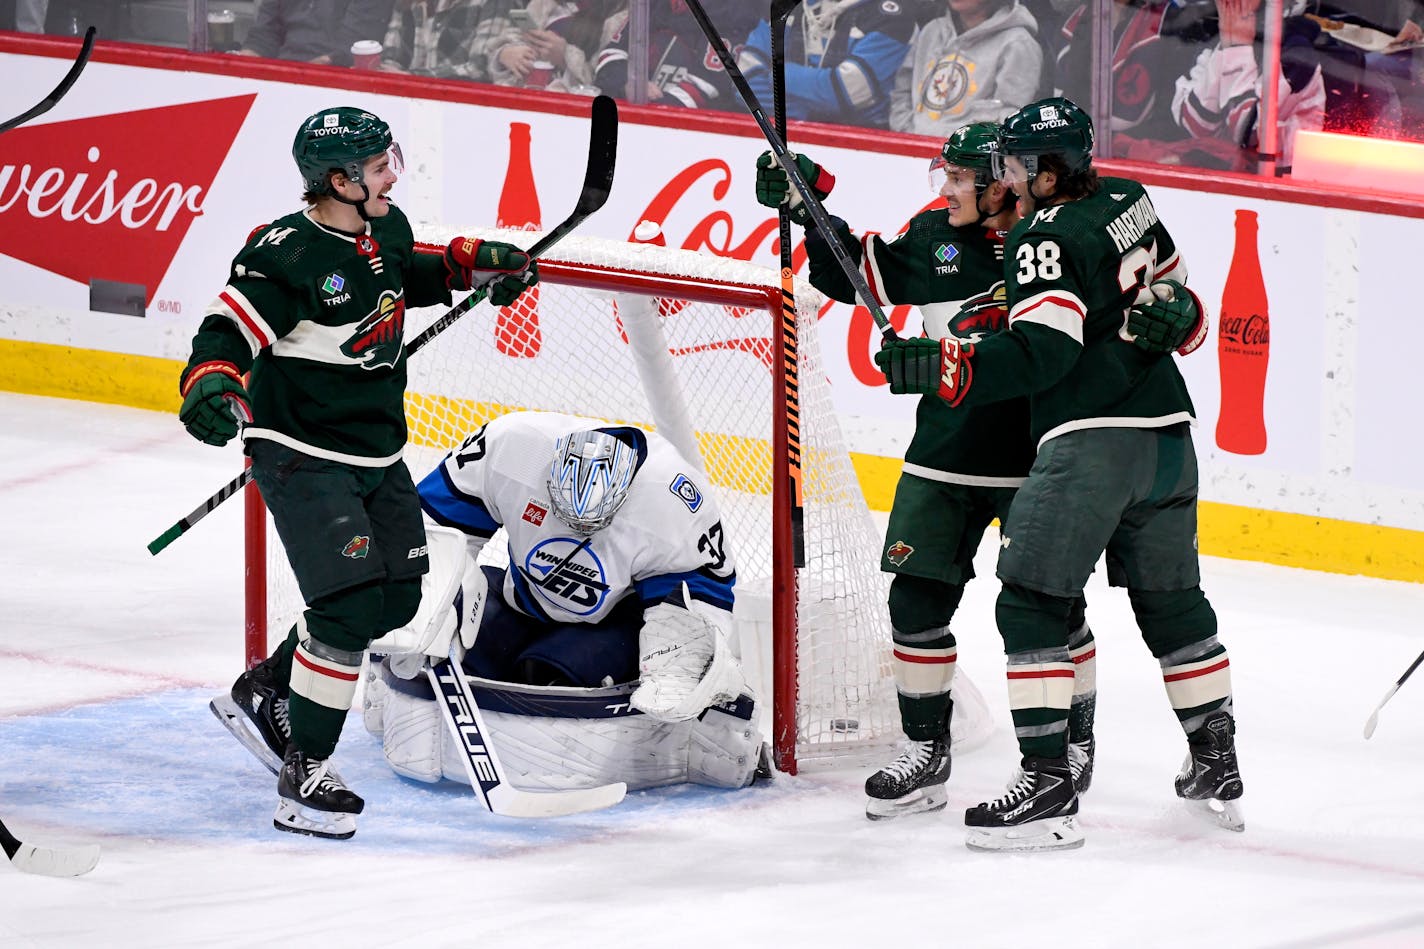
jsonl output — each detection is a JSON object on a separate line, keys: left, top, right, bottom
{"left": 292, "top": 107, "right": 396, "bottom": 196}
{"left": 997, "top": 96, "right": 1095, "bottom": 177}
{"left": 929, "top": 121, "right": 1001, "bottom": 195}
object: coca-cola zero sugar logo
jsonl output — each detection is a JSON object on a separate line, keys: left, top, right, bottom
{"left": 0, "top": 95, "right": 255, "bottom": 305}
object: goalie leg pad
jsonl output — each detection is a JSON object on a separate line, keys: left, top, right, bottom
{"left": 369, "top": 524, "right": 487, "bottom": 679}
{"left": 376, "top": 657, "right": 447, "bottom": 783}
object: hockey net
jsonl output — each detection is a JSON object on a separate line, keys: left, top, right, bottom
{"left": 246, "top": 230, "right": 991, "bottom": 772}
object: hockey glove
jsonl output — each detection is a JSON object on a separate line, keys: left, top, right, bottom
{"left": 1123, "top": 279, "right": 1209, "bottom": 356}
{"left": 754, "top": 150, "right": 835, "bottom": 227}
{"left": 873, "top": 337, "right": 974, "bottom": 406}
{"left": 442, "top": 236, "right": 534, "bottom": 292}
{"left": 487, "top": 263, "right": 540, "bottom": 308}
{"left": 179, "top": 361, "right": 251, "bottom": 447}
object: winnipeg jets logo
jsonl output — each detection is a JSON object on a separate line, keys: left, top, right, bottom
{"left": 947, "top": 280, "right": 1008, "bottom": 344}
{"left": 520, "top": 537, "right": 611, "bottom": 615}
{"left": 341, "top": 290, "right": 405, "bottom": 369}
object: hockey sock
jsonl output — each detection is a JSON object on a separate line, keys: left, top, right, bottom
{"left": 997, "top": 584, "right": 1075, "bottom": 758}
{"left": 1068, "top": 621, "right": 1097, "bottom": 743}
{"left": 1158, "top": 637, "right": 1233, "bottom": 734}
{"left": 890, "top": 625, "right": 957, "bottom": 740}
{"left": 289, "top": 639, "right": 363, "bottom": 759}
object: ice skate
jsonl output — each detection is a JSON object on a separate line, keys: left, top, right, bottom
{"left": 210, "top": 653, "right": 292, "bottom": 775}
{"left": 864, "top": 736, "right": 951, "bottom": 820}
{"left": 1175, "top": 710, "right": 1244, "bottom": 832}
{"left": 273, "top": 746, "right": 364, "bottom": 840}
{"left": 1068, "top": 735, "right": 1095, "bottom": 795}
{"left": 964, "top": 755, "right": 1083, "bottom": 852}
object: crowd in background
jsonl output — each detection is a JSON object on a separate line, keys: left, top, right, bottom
{"left": 4, "top": 0, "right": 1423, "bottom": 173}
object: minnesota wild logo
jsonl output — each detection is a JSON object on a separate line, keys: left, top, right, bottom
{"left": 341, "top": 290, "right": 406, "bottom": 369}
{"left": 947, "top": 280, "right": 1008, "bottom": 344}
{"left": 886, "top": 540, "right": 914, "bottom": 566}
{"left": 342, "top": 535, "right": 371, "bottom": 559}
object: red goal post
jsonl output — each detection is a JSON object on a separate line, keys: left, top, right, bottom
{"left": 244, "top": 230, "right": 971, "bottom": 773}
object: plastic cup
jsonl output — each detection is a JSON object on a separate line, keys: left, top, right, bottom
{"left": 525, "top": 60, "right": 555, "bottom": 88}
{"left": 207, "top": 10, "right": 236, "bottom": 52}
{"left": 351, "top": 40, "right": 382, "bottom": 70}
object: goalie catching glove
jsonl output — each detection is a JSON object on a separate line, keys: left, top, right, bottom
{"left": 753, "top": 151, "right": 835, "bottom": 227}
{"left": 442, "top": 236, "right": 541, "bottom": 307}
{"left": 631, "top": 583, "right": 746, "bottom": 723}
{"left": 179, "top": 360, "right": 251, "bottom": 446}
{"left": 873, "top": 337, "right": 974, "bottom": 407}
{"left": 1122, "top": 279, "right": 1208, "bottom": 356}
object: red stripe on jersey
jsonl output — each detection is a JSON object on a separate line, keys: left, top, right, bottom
{"left": 860, "top": 235, "right": 885, "bottom": 306}
{"left": 1072, "top": 648, "right": 1097, "bottom": 664}
{"left": 893, "top": 649, "right": 957, "bottom": 665}
{"left": 413, "top": 241, "right": 446, "bottom": 257}
{"left": 220, "top": 290, "right": 272, "bottom": 348}
{"left": 1162, "top": 658, "right": 1230, "bottom": 683}
{"left": 294, "top": 650, "right": 360, "bottom": 681}
{"left": 1015, "top": 294, "right": 1085, "bottom": 322}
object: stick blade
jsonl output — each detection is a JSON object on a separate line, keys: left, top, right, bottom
{"left": 575, "top": 95, "right": 618, "bottom": 215}
{"left": 488, "top": 781, "right": 627, "bottom": 819}
{"left": 1363, "top": 710, "right": 1380, "bottom": 739}
{"left": 10, "top": 841, "right": 101, "bottom": 877}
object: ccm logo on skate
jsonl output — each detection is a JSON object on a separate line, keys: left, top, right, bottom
{"left": 434, "top": 667, "right": 498, "bottom": 784}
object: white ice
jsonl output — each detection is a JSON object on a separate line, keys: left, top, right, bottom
{"left": 2, "top": 392, "right": 1422, "bottom": 948}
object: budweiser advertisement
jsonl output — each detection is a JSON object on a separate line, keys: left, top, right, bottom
{"left": 1, "top": 47, "right": 1422, "bottom": 534}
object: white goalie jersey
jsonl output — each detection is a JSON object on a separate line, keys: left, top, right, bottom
{"left": 416, "top": 410, "right": 736, "bottom": 626}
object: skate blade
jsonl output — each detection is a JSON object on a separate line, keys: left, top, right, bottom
{"left": 210, "top": 695, "right": 283, "bottom": 776}
{"left": 273, "top": 798, "right": 357, "bottom": 840}
{"left": 865, "top": 785, "right": 948, "bottom": 821}
{"left": 1183, "top": 796, "right": 1245, "bottom": 833}
{"left": 965, "top": 815, "right": 1085, "bottom": 853}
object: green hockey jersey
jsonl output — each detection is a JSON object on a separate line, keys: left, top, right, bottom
{"left": 808, "top": 210, "right": 1034, "bottom": 481}
{"left": 184, "top": 205, "right": 452, "bottom": 465}
{"left": 960, "top": 177, "right": 1198, "bottom": 445}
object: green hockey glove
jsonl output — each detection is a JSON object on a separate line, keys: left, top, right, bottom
{"left": 487, "top": 262, "right": 540, "bottom": 308}
{"left": 443, "top": 236, "right": 534, "bottom": 291}
{"left": 179, "top": 361, "right": 251, "bottom": 447}
{"left": 1124, "top": 280, "right": 1208, "bottom": 355}
{"left": 873, "top": 337, "right": 974, "bottom": 405}
{"left": 754, "top": 151, "right": 835, "bottom": 226}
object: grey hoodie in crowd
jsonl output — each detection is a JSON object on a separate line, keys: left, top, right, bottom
{"left": 889, "top": 0, "right": 1042, "bottom": 136}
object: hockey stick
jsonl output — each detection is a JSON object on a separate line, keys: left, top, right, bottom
{"left": 0, "top": 817, "right": 100, "bottom": 877}
{"left": 427, "top": 643, "right": 627, "bottom": 818}
{"left": 770, "top": 0, "right": 806, "bottom": 568}
{"left": 1362, "top": 646, "right": 1424, "bottom": 739}
{"left": 147, "top": 95, "right": 619, "bottom": 556}
{"left": 0, "top": 27, "right": 97, "bottom": 135}
{"left": 683, "top": 0, "right": 896, "bottom": 339}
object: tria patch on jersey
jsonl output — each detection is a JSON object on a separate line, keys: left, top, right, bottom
{"left": 933, "top": 242, "right": 962, "bottom": 276}
{"left": 342, "top": 535, "right": 371, "bottom": 559}
{"left": 342, "top": 290, "right": 406, "bottom": 369}
{"left": 886, "top": 540, "right": 914, "bottom": 566}
{"left": 320, "top": 271, "right": 351, "bottom": 307}
{"left": 522, "top": 501, "right": 548, "bottom": 526}
{"left": 670, "top": 473, "right": 703, "bottom": 513}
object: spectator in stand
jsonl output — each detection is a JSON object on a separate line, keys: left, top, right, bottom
{"left": 737, "top": 0, "right": 921, "bottom": 129}
{"left": 1173, "top": 0, "right": 1326, "bottom": 171}
{"left": 378, "top": 0, "right": 510, "bottom": 79}
{"left": 237, "top": 0, "right": 398, "bottom": 67}
{"left": 592, "top": 0, "right": 758, "bottom": 109}
{"left": 487, "top": 0, "right": 622, "bottom": 92}
{"left": 890, "top": 0, "right": 1044, "bottom": 135}
{"left": 1053, "top": 0, "right": 1220, "bottom": 165}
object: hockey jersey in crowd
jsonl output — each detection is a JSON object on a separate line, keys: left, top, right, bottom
{"left": 593, "top": 0, "right": 758, "bottom": 109}
{"left": 738, "top": 0, "right": 920, "bottom": 127}
{"left": 416, "top": 411, "right": 737, "bottom": 626}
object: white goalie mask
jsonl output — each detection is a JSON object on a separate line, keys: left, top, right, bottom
{"left": 546, "top": 429, "right": 638, "bottom": 535}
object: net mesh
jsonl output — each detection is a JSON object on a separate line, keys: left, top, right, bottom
{"left": 262, "top": 230, "right": 901, "bottom": 764}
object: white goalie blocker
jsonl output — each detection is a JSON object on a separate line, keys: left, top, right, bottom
{"left": 365, "top": 525, "right": 766, "bottom": 792}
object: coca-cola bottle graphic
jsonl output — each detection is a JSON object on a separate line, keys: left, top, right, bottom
{"left": 495, "top": 122, "right": 541, "bottom": 358}
{"left": 1215, "top": 209, "right": 1270, "bottom": 455}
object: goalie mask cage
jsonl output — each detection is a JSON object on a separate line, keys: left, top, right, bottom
{"left": 244, "top": 229, "right": 902, "bottom": 774}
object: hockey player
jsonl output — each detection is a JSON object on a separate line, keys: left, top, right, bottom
{"left": 876, "top": 96, "right": 1238, "bottom": 852}
{"left": 754, "top": 125, "right": 1107, "bottom": 821}
{"left": 187, "top": 106, "right": 538, "bottom": 839}
{"left": 361, "top": 410, "right": 765, "bottom": 793}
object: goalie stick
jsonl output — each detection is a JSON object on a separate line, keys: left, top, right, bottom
{"left": 427, "top": 643, "right": 627, "bottom": 818}
{"left": 683, "top": 0, "right": 897, "bottom": 340}
{"left": 0, "top": 817, "right": 100, "bottom": 877}
{"left": 0, "top": 27, "right": 97, "bottom": 135}
{"left": 147, "top": 94, "right": 619, "bottom": 556}
{"left": 1363, "top": 646, "right": 1424, "bottom": 739}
